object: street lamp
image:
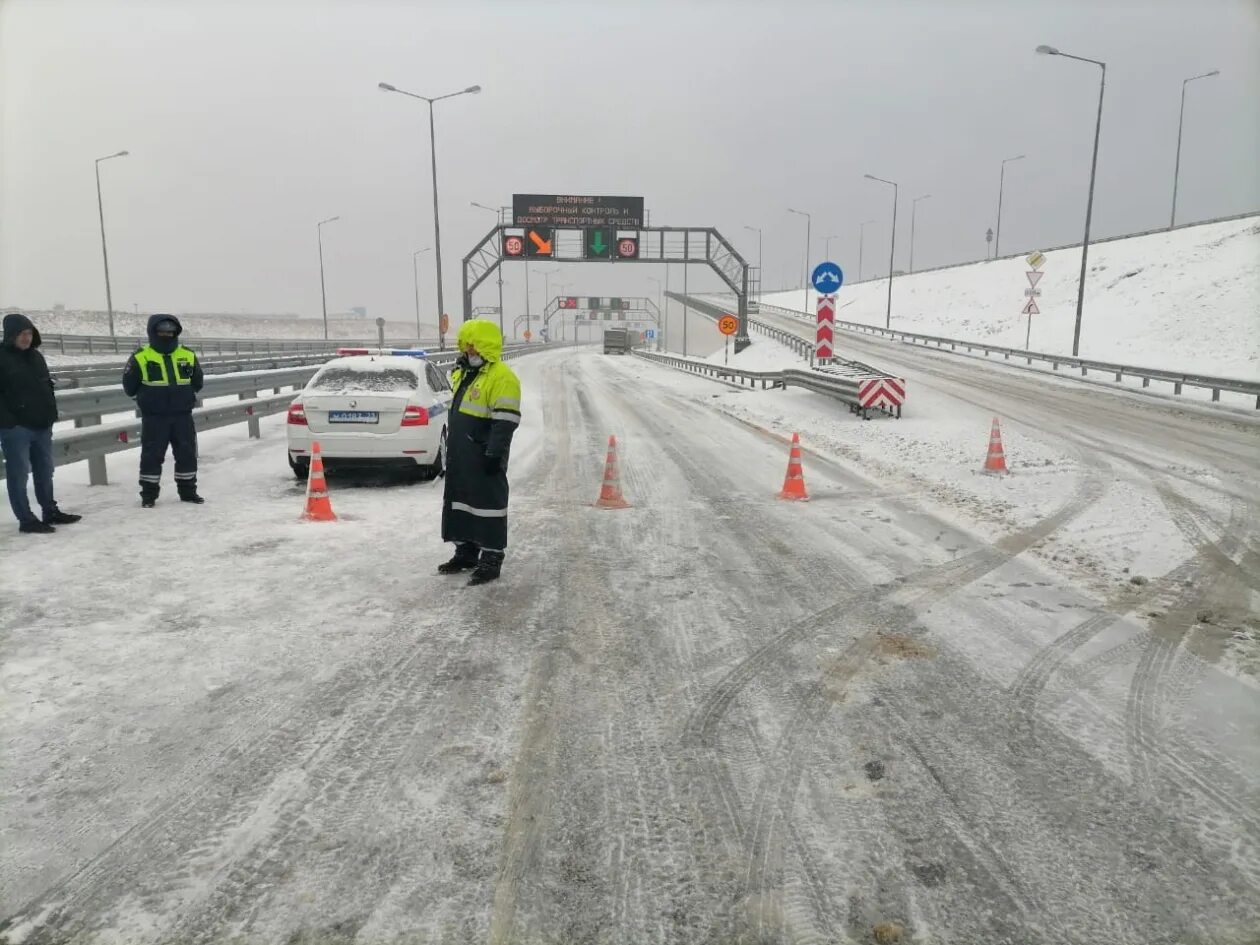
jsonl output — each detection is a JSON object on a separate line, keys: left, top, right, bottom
{"left": 864, "top": 174, "right": 899, "bottom": 328}
{"left": 471, "top": 201, "right": 507, "bottom": 334}
{"left": 412, "top": 247, "right": 431, "bottom": 342}
{"left": 1036, "top": 44, "right": 1106, "bottom": 356}
{"left": 743, "top": 225, "right": 763, "bottom": 302}
{"left": 94, "top": 150, "right": 129, "bottom": 338}
{"left": 995, "top": 155, "right": 1025, "bottom": 257}
{"left": 858, "top": 219, "right": 876, "bottom": 282}
{"left": 317, "top": 215, "right": 340, "bottom": 341}
{"left": 539, "top": 266, "right": 560, "bottom": 313}
{"left": 1170, "top": 69, "right": 1220, "bottom": 228}
{"left": 647, "top": 276, "right": 663, "bottom": 350}
{"left": 824, "top": 234, "right": 841, "bottom": 261}
{"left": 787, "top": 208, "right": 812, "bottom": 315}
{"left": 909, "top": 195, "right": 931, "bottom": 274}
{"left": 379, "top": 80, "right": 482, "bottom": 351}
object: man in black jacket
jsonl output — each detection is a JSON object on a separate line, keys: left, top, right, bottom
{"left": 122, "top": 314, "right": 205, "bottom": 507}
{"left": 0, "top": 313, "right": 81, "bottom": 534}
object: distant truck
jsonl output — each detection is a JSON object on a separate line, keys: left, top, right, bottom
{"left": 603, "top": 327, "right": 634, "bottom": 355}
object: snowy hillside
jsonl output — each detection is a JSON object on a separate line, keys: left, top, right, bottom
{"left": 754, "top": 216, "right": 1260, "bottom": 379}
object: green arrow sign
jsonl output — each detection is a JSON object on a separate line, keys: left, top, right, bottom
{"left": 586, "top": 228, "right": 612, "bottom": 258}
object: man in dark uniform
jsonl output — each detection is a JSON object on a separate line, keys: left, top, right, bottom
{"left": 122, "top": 314, "right": 205, "bottom": 507}
{"left": 439, "top": 319, "right": 522, "bottom": 585}
{"left": 0, "top": 312, "right": 81, "bottom": 533}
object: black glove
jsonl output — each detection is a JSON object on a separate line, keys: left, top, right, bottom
{"left": 483, "top": 453, "right": 502, "bottom": 474}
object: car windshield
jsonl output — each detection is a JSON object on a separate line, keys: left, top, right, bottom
{"left": 310, "top": 367, "right": 419, "bottom": 393}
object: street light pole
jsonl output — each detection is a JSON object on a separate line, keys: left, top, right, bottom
{"left": 858, "top": 219, "right": 875, "bottom": 282}
{"left": 743, "top": 225, "right": 763, "bottom": 303}
{"left": 317, "top": 215, "right": 340, "bottom": 341}
{"left": 647, "top": 276, "right": 662, "bottom": 350}
{"left": 909, "top": 195, "right": 931, "bottom": 274}
{"left": 1170, "top": 69, "right": 1220, "bottom": 229}
{"left": 787, "top": 207, "right": 811, "bottom": 315}
{"left": 864, "top": 174, "right": 899, "bottom": 328}
{"left": 995, "top": 154, "right": 1025, "bottom": 258}
{"left": 412, "top": 247, "right": 431, "bottom": 342}
{"left": 94, "top": 150, "right": 129, "bottom": 338}
{"left": 1036, "top": 45, "right": 1106, "bottom": 356}
{"left": 471, "top": 201, "right": 507, "bottom": 335}
{"left": 379, "top": 81, "right": 482, "bottom": 351}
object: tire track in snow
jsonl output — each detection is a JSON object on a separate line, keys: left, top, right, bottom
{"left": 614, "top": 362, "right": 1110, "bottom": 942}
{"left": 1124, "top": 491, "right": 1260, "bottom": 857}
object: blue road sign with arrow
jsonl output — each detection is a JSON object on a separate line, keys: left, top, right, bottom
{"left": 811, "top": 261, "right": 844, "bottom": 293}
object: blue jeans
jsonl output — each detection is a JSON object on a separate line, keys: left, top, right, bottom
{"left": 0, "top": 426, "right": 56, "bottom": 524}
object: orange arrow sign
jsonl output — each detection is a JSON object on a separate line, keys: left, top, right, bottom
{"left": 529, "top": 230, "right": 552, "bottom": 254}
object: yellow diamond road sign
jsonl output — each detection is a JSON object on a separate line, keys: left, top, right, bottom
{"left": 1026, "top": 251, "right": 1046, "bottom": 270}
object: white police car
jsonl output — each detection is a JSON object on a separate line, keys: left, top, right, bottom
{"left": 286, "top": 350, "right": 451, "bottom": 479}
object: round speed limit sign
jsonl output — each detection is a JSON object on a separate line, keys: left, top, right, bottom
{"left": 718, "top": 315, "right": 738, "bottom": 336}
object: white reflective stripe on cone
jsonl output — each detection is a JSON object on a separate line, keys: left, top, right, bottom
{"left": 451, "top": 501, "right": 508, "bottom": 518}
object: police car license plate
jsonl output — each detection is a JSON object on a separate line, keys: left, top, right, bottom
{"left": 328, "top": 410, "right": 379, "bottom": 424}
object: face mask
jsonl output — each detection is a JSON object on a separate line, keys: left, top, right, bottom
{"left": 467, "top": 354, "right": 484, "bottom": 368}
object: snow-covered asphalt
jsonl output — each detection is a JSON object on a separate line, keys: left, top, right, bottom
{"left": 2, "top": 344, "right": 1258, "bottom": 944}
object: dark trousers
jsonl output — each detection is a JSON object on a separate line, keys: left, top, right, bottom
{"left": 0, "top": 425, "right": 55, "bottom": 524}
{"left": 139, "top": 413, "right": 198, "bottom": 494}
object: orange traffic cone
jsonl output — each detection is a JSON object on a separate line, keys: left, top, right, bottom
{"left": 594, "top": 435, "right": 631, "bottom": 509}
{"left": 983, "top": 417, "right": 1009, "bottom": 474}
{"left": 778, "top": 432, "right": 809, "bottom": 500}
{"left": 302, "top": 441, "right": 338, "bottom": 521}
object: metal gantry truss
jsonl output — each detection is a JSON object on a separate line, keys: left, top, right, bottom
{"left": 462, "top": 225, "right": 752, "bottom": 350}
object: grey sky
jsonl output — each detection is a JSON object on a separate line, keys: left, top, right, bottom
{"left": 2, "top": 0, "right": 1257, "bottom": 321}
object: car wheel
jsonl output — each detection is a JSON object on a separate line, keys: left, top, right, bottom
{"left": 423, "top": 428, "right": 447, "bottom": 481}
{"left": 290, "top": 456, "right": 310, "bottom": 481}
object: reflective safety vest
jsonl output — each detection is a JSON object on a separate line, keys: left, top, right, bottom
{"left": 449, "top": 360, "right": 522, "bottom": 426}
{"left": 134, "top": 345, "right": 198, "bottom": 386}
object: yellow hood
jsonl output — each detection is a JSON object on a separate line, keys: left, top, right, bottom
{"left": 457, "top": 318, "right": 504, "bottom": 363}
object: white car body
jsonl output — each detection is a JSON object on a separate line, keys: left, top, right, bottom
{"left": 286, "top": 355, "right": 452, "bottom": 477}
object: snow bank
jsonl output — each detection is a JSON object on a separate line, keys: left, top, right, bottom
{"left": 750, "top": 216, "right": 1260, "bottom": 380}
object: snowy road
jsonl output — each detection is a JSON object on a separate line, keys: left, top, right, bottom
{"left": 2, "top": 344, "right": 1258, "bottom": 944}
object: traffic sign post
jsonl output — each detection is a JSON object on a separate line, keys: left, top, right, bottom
{"left": 1022, "top": 253, "right": 1045, "bottom": 350}
{"left": 718, "top": 313, "right": 737, "bottom": 364}
{"left": 810, "top": 262, "right": 844, "bottom": 294}
{"left": 815, "top": 294, "right": 836, "bottom": 365}
{"left": 810, "top": 263, "right": 843, "bottom": 365}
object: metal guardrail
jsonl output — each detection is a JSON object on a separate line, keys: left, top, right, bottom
{"left": 50, "top": 351, "right": 343, "bottom": 390}
{"left": 632, "top": 350, "right": 902, "bottom": 418}
{"left": 754, "top": 302, "right": 1260, "bottom": 408}
{"left": 1, "top": 342, "right": 555, "bottom": 482}
{"left": 41, "top": 333, "right": 431, "bottom": 357}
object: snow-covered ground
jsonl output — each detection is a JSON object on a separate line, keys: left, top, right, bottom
{"left": 749, "top": 215, "right": 1260, "bottom": 379}
{"left": 2, "top": 346, "right": 1257, "bottom": 943}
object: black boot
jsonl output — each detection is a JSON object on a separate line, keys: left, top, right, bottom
{"left": 140, "top": 484, "right": 159, "bottom": 508}
{"left": 438, "top": 543, "right": 480, "bottom": 574}
{"left": 178, "top": 480, "right": 205, "bottom": 504}
{"left": 44, "top": 508, "right": 82, "bottom": 525}
{"left": 468, "top": 550, "right": 504, "bottom": 586}
{"left": 19, "top": 520, "right": 56, "bottom": 534}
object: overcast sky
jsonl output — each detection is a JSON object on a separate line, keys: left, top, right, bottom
{"left": 1, "top": 0, "right": 1256, "bottom": 321}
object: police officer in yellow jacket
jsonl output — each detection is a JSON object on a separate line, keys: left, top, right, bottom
{"left": 438, "top": 319, "right": 522, "bottom": 585}
{"left": 122, "top": 315, "right": 205, "bottom": 508}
